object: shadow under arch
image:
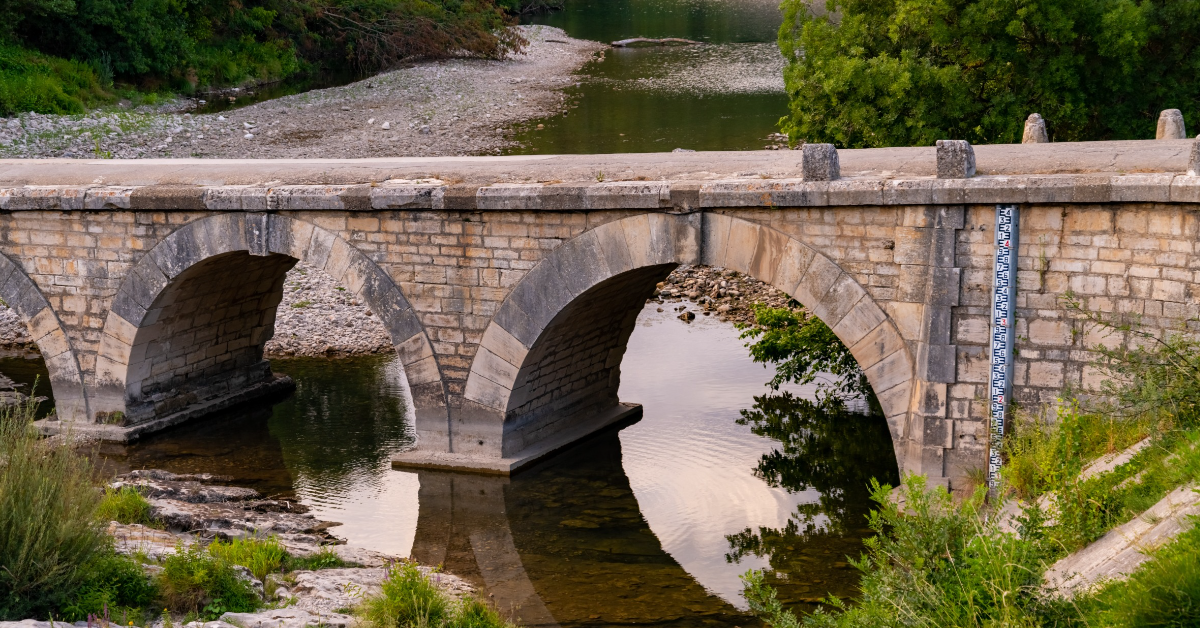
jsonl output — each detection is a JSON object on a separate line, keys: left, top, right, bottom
{"left": 0, "top": 252, "right": 88, "bottom": 420}
{"left": 90, "top": 213, "right": 445, "bottom": 435}
{"left": 457, "top": 213, "right": 916, "bottom": 471}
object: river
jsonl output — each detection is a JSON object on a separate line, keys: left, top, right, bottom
{"left": 515, "top": 0, "right": 788, "bottom": 153}
{"left": 4, "top": 304, "right": 900, "bottom": 627}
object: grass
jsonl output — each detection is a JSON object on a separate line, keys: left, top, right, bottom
{"left": 740, "top": 305, "right": 1200, "bottom": 628}
{"left": 158, "top": 543, "right": 261, "bottom": 619}
{"left": 97, "top": 486, "right": 155, "bottom": 526}
{"left": 207, "top": 537, "right": 288, "bottom": 583}
{"left": 0, "top": 44, "right": 112, "bottom": 116}
{"left": 359, "top": 562, "right": 514, "bottom": 628}
{"left": 0, "top": 388, "right": 108, "bottom": 620}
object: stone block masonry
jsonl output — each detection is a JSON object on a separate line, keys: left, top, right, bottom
{"left": 2, "top": 140, "right": 1199, "bottom": 488}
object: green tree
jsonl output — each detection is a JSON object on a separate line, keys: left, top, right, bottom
{"left": 778, "top": 0, "right": 1200, "bottom": 147}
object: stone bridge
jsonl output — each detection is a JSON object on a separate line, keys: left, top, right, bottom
{"left": 3, "top": 139, "right": 1200, "bottom": 489}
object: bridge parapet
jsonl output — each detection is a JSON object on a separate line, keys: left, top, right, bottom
{"left": 2, "top": 140, "right": 1198, "bottom": 489}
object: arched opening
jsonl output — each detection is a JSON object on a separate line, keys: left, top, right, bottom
{"left": 453, "top": 214, "right": 916, "bottom": 473}
{"left": 122, "top": 250, "right": 296, "bottom": 425}
{"left": 92, "top": 213, "right": 441, "bottom": 439}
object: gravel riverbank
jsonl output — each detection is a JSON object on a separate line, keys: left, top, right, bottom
{"left": 0, "top": 25, "right": 602, "bottom": 159}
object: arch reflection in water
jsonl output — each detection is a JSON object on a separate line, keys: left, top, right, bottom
{"left": 88, "top": 308, "right": 900, "bottom": 627}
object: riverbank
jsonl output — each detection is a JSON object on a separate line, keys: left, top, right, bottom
{"left": 0, "top": 26, "right": 602, "bottom": 160}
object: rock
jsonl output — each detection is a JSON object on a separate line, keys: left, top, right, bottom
{"left": 936, "top": 139, "right": 976, "bottom": 179}
{"left": 419, "top": 125, "right": 431, "bottom": 134}
{"left": 243, "top": 133, "right": 254, "bottom": 139}
{"left": 381, "top": 121, "right": 391, "bottom": 130}
{"left": 801, "top": 143, "right": 840, "bottom": 181}
{"left": 221, "top": 609, "right": 354, "bottom": 628}
{"left": 1156, "top": 108, "right": 1186, "bottom": 140}
{"left": 678, "top": 311, "right": 695, "bottom": 322}
{"left": 1022, "top": 113, "right": 1049, "bottom": 143}
{"left": 716, "top": 304, "right": 732, "bottom": 314}
{"left": 231, "top": 564, "right": 266, "bottom": 600}
{"left": 108, "top": 521, "right": 194, "bottom": 559}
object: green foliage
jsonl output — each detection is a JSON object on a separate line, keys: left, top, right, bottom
{"left": 0, "top": 388, "right": 108, "bottom": 620}
{"left": 97, "top": 486, "right": 155, "bottom": 526}
{"left": 207, "top": 536, "right": 288, "bottom": 583}
{"left": 286, "top": 546, "right": 353, "bottom": 571}
{"left": 745, "top": 476, "right": 1049, "bottom": 628}
{"left": 359, "top": 561, "right": 514, "bottom": 628}
{"left": 157, "top": 543, "right": 261, "bottom": 618}
{"left": 1079, "top": 518, "right": 1200, "bottom": 627}
{"left": 0, "top": 43, "right": 111, "bottom": 115}
{"left": 777, "top": 0, "right": 1200, "bottom": 147}
{"left": 739, "top": 304, "right": 873, "bottom": 406}
{"left": 60, "top": 550, "right": 159, "bottom": 623}
{"left": 3, "top": 0, "right": 522, "bottom": 108}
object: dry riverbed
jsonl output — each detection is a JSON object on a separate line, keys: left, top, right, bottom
{"left": 0, "top": 26, "right": 602, "bottom": 159}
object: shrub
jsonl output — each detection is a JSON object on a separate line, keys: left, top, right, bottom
{"left": 359, "top": 561, "right": 513, "bottom": 628}
{"left": 207, "top": 536, "right": 288, "bottom": 583}
{"left": 158, "top": 543, "right": 260, "bottom": 618}
{"left": 0, "top": 43, "right": 111, "bottom": 116}
{"left": 97, "top": 486, "right": 155, "bottom": 526}
{"left": 0, "top": 391, "right": 108, "bottom": 619}
{"left": 60, "top": 550, "right": 158, "bottom": 623}
{"left": 286, "top": 546, "right": 353, "bottom": 571}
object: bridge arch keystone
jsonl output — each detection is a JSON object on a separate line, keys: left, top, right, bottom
{"left": 437, "top": 213, "right": 919, "bottom": 476}
{"left": 91, "top": 213, "right": 444, "bottom": 437}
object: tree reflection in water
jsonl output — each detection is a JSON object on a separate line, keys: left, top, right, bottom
{"left": 726, "top": 393, "right": 900, "bottom": 612}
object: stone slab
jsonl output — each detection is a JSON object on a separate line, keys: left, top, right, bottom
{"left": 391, "top": 403, "right": 642, "bottom": 475}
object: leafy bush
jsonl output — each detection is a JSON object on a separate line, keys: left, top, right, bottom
{"left": 207, "top": 536, "right": 289, "bottom": 583}
{"left": 157, "top": 543, "right": 260, "bottom": 618}
{"left": 60, "top": 550, "right": 158, "bottom": 623}
{"left": 744, "top": 476, "right": 1049, "bottom": 628}
{"left": 97, "top": 486, "right": 155, "bottom": 526}
{"left": 360, "top": 561, "right": 513, "bottom": 628}
{"left": 778, "top": 0, "right": 1200, "bottom": 147}
{"left": 0, "top": 391, "right": 108, "bottom": 619}
{"left": 0, "top": 43, "right": 111, "bottom": 115}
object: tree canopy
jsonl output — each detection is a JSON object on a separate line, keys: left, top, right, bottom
{"left": 778, "top": 0, "right": 1200, "bottom": 147}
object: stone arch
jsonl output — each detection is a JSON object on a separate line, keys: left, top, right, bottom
{"left": 92, "top": 213, "right": 444, "bottom": 431}
{"left": 0, "top": 252, "right": 88, "bottom": 421}
{"left": 460, "top": 213, "right": 915, "bottom": 467}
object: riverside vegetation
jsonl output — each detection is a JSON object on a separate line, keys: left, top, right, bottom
{"left": 0, "top": 0, "right": 548, "bottom": 117}
{"left": 737, "top": 295, "right": 1200, "bottom": 627}
{"left": 778, "top": 0, "right": 1200, "bottom": 146}
{"left": 0, "top": 384, "right": 513, "bottom": 628}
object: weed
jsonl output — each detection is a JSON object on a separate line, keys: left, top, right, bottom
{"left": 0, "top": 387, "right": 107, "bottom": 619}
{"left": 207, "top": 537, "right": 288, "bottom": 583}
{"left": 97, "top": 486, "right": 154, "bottom": 526}
{"left": 157, "top": 543, "right": 259, "bottom": 618}
{"left": 286, "top": 547, "right": 352, "bottom": 572}
{"left": 60, "top": 551, "right": 157, "bottom": 623}
{"left": 291, "top": 300, "right": 313, "bottom": 309}
{"left": 358, "top": 562, "right": 513, "bottom": 628}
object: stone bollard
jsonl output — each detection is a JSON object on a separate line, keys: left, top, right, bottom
{"left": 1189, "top": 137, "right": 1200, "bottom": 176}
{"left": 1022, "top": 113, "right": 1048, "bottom": 143}
{"left": 801, "top": 143, "right": 840, "bottom": 181}
{"left": 1157, "top": 109, "right": 1186, "bottom": 139}
{"left": 936, "top": 139, "right": 976, "bottom": 178}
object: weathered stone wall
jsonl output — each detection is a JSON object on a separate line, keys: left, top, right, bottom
{"left": 3, "top": 170, "right": 1200, "bottom": 484}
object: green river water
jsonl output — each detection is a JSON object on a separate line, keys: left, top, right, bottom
{"left": 1, "top": 306, "right": 899, "bottom": 627}
{"left": 515, "top": 0, "right": 789, "bottom": 153}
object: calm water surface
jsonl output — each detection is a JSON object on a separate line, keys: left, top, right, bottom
{"left": 515, "top": 0, "right": 788, "bottom": 153}
{"left": 21, "top": 306, "right": 898, "bottom": 627}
